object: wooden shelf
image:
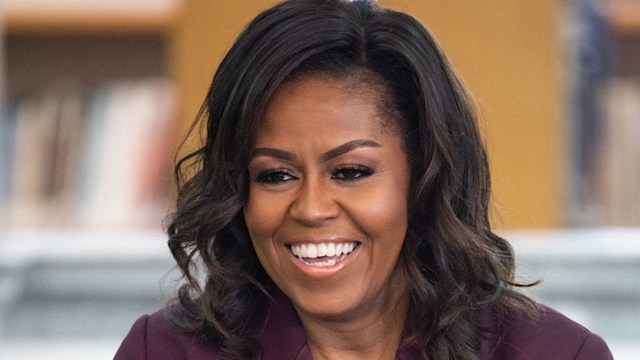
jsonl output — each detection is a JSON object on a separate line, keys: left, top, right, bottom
{"left": 2, "top": 2, "right": 177, "bottom": 229}
{"left": 606, "top": 0, "right": 640, "bottom": 35}
{"left": 4, "top": 3, "right": 179, "bottom": 35}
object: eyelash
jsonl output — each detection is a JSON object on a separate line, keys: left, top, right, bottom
{"left": 254, "top": 165, "right": 374, "bottom": 184}
{"left": 255, "top": 169, "right": 298, "bottom": 184}
{"left": 331, "top": 165, "right": 373, "bottom": 180}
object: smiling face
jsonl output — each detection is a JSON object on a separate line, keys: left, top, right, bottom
{"left": 244, "top": 74, "right": 410, "bottom": 322}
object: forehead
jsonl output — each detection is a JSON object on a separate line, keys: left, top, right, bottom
{"left": 256, "top": 74, "right": 397, "bottom": 141}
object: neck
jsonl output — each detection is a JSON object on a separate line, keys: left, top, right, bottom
{"left": 296, "top": 272, "right": 409, "bottom": 360}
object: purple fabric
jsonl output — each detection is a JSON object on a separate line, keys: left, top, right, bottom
{"left": 115, "top": 295, "right": 613, "bottom": 360}
{"left": 477, "top": 305, "right": 613, "bottom": 360}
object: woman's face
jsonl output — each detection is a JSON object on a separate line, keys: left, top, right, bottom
{"left": 244, "top": 74, "right": 410, "bottom": 321}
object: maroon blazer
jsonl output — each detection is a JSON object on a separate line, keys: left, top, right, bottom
{"left": 115, "top": 292, "right": 613, "bottom": 360}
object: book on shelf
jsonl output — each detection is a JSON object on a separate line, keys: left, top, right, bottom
{"left": 593, "top": 77, "right": 640, "bottom": 226}
{"left": 0, "top": 77, "right": 176, "bottom": 230}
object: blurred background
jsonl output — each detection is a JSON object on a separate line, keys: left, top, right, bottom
{"left": 0, "top": 0, "right": 638, "bottom": 358}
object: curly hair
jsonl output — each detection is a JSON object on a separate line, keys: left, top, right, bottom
{"left": 167, "top": 0, "right": 536, "bottom": 359}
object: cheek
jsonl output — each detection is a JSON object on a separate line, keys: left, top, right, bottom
{"left": 346, "top": 182, "right": 409, "bottom": 244}
{"left": 363, "top": 166, "right": 409, "bottom": 220}
{"left": 366, "top": 169, "right": 410, "bottom": 246}
{"left": 354, "top": 197, "right": 408, "bottom": 241}
{"left": 243, "top": 198, "right": 261, "bottom": 237}
{"left": 245, "top": 187, "right": 269, "bottom": 229}
{"left": 244, "top": 190, "right": 287, "bottom": 249}
{"left": 244, "top": 199, "right": 274, "bottom": 271}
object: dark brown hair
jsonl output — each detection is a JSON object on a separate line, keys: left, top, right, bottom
{"left": 167, "top": 0, "right": 535, "bottom": 359}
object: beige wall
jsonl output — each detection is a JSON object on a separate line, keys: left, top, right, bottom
{"left": 171, "top": 0, "right": 562, "bottom": 229}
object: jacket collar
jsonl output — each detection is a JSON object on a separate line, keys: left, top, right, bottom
{"left": 251, "top": 287, "right": 420, "bottom": 360}
{"left": 253, "top": 287, "right": 310, "bottom": 359}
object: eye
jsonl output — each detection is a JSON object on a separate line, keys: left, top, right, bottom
{"left": 331, "top": 165, "right": 373, "bottom": 181}
{"left": 255, "top": 169, "right": 298, "bottom": 184}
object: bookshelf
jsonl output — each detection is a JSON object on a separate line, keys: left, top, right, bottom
{"left": 1, "top": 0, "right": 181, "bottom": 230}
{"left": 4, "top": 5, "right": 176, "bottom": 35}
{"left": 3, "top": 0, "right": 178, "bottom": 94}
{"left": 563, "top": 0, "right": 640, "bottom": 226}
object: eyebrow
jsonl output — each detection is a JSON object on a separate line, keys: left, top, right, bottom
{"left": 249, "top": 147, "right": 296, "bottom": 161}
{"left": 320, "top": 139, "right": 381, "bottom": 162}
{"left": 249, "top": 139, "right": 381, "bottom": 162}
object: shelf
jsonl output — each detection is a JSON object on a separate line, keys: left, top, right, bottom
{"left": 2, "top": 3, "right": 176, "bottom": 230}
{"left": 605, "top": 0, "right": 640, "bottom": 35}
{"left": 0, "top": 229, "right": 168, "bottom": 264}
{"left": 3, "top": 1, "right": 179, "bottom": 35}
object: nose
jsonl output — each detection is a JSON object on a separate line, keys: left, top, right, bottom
{"left": 289, "top": 177, "right": 339, "bottom": 226}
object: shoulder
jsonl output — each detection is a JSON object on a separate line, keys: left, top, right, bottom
{"left": 479, "top": 304, "right": 613, "bottom": 360}
{"left": 114, "top": 291, "right": 307, "bottom": 360}
{"left": 114, "top": 306, "right": 221, "bottom": 360}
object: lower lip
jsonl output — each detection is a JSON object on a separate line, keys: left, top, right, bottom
{"left": 289, "top": 246, "right": 359, "bottom": 277}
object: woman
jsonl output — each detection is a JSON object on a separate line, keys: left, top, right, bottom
{"left": 116, "top": 0, "right": 612, "bottom": 359}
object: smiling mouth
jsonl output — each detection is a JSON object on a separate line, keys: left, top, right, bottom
{"left": 288, "top": 241, "right": 359, "bottom": 267}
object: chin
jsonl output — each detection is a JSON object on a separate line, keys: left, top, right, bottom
{"left": 289, "top": 290, "right": 366, "bottom": 322}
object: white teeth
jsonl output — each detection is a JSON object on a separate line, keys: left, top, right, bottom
{"left": 317, "top": 243, "right": 327, "bottom": 257}
{"left": 306, "top": 259, "right": 337, "bottom": 267}
{"left": 290, "top": 241, "right": 357, "bottom": 263}
{"left": 307, "top": 244, "right": 317, "bottom": 258}
{"left": 343, "top": 243, "right": 351, "bottom": 255}
{"left": 327, "top": 243, "right": 336, "bottom": 257}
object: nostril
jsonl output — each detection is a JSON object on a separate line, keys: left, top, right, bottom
{"left": 289, "top": 185, "right": 339, "bottom": 226}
